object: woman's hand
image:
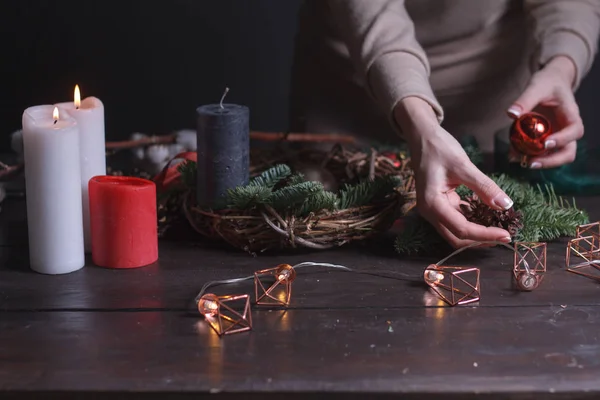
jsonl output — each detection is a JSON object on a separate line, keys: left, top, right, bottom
{"left": 507, "top": 56, "right": 584, "bottom": 169}
{"left": 394, "top": 97, "right": 514, "bottom": 248}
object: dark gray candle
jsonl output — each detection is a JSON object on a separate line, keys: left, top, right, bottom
{"left": 196, "top": 102, "right": 249, "bottom": 208}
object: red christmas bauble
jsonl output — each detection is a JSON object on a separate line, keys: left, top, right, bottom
{"left": 509, "top": 112, "right": 552, "bottom": 156}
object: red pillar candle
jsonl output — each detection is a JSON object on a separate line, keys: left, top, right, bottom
{"left": 89, "top": 176, "right": 158, "bottom": 268}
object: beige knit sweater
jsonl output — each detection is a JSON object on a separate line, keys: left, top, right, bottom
{"left": 290, "top": 0, "right": 600, "bottom": 152}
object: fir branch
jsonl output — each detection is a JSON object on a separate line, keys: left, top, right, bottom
{"left": 494, "top": 176, "right": 587, "bottom": 241}
{"left": 177, "top": 160, "right": 197, "bottom": 188}
{"left": 491, "top": 174, "right": 533, "bottom": 204}
{"left": 268, "top": 181, "right": 324, "bottom": 212}
{"left": 249, "top": 164, "right": 291, "bottom": 189}
{"left": 226, "top": 185, "right": 272, "bottom": 209}
{"left": 516, "top": 200, "right": 587, "bottom": 242}
{"left": 338, "top": 175, "right": 401, "bottom": 209}
{"left": 287, "top": 173, "right": 306, "bottom": 186}
{"left": 492, "top": 175, "right": 587, "bottom": 242}
{"left": 299, "top": 191, "right": 339, "bottom": 216}
{"left": 395, "top": 173, "right": 589, "bottom": 254}
{"left": 394, "top": 217, "right": 444, "bottom": 255}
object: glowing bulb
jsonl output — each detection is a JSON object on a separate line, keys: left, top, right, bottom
{"left": 277, "top": 270, "right": 290, "bottom": 281}
{"left": 74, "top": 85, "right": 81, "bottom": 109}
{"left": 198, "top": 294, "right": 220, "bottom": 316}
{"left": 425, "top": 269, "right": 444, "bottom": 284}
{"left": 274, "top": 264, "right": 296, "bottom": 283}
{"left": 52, "top": 107, "right": 59, "bottom": 123}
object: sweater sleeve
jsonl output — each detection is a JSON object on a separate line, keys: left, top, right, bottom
{"left": 327, "top": 0, "right": 444, "bottom": 126}
{"left": 525, "top": 0, "right": 600, "bottom": 89}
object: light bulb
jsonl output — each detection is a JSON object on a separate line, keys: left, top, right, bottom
{"left": 198, "top": 293, "right": 220, "bottom": 316}
{"left": 275, "top": 264, "right": 296, "bottom": 283}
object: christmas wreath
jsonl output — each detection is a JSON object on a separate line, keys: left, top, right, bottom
{"left": 156, "top": 145, "right": 414, "bottom": 253}
{"left": 154, "top": 140, "right": 589, "bottom": 254}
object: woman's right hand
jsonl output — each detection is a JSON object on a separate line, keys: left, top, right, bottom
{"left": 394, "top": 97, "right": 514, "bottom": 248}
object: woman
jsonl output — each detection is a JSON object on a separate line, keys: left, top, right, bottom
{"left": 290, "top": 0, "right": 600, "bottom": 248}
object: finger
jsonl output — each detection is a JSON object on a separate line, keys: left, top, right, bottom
{"left": 458, "top": 163, "right": 513, "bottom": 210}
{"left": 543, "top": 119, "right": 584, "bottom": 150}
{"left": 528, "top": 141, "right": 577, "bottom": 169}
{"left": 434, "top": 223, "right": 503, "bottom": 249}
{"left": 426, "top": 196, "right": 512, "bottom": 242}
{"left": 507, "top": 81, "right": 550, "bottom": 119}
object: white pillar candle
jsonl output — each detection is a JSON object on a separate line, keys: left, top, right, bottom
{"left": 57, "top": 85, "right": 106, "bottom": 251}
{"left": 22, "top": 105, "right": 85, "bottom": 274}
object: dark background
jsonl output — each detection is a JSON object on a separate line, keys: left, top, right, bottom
{"left": 0, "top": 0, "right": 598, "bottom": 152}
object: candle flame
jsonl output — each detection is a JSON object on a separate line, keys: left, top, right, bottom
{"left": 53, "top": 107, "right": 59, "bottom": 122}
{"left": 74, "top": 85, "right": 81, "bottom": 109}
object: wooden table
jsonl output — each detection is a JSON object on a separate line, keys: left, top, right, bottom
{"left": 1, "top": 197, "right": 600, "bottom": 399}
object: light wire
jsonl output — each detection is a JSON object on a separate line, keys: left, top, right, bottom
{"left": 195, "top": 261, "right": 418, "bottom": 302}
{"left": 195, "top": 242, "right": 525, "bottom": 303}
{"left": 435, "top": 240, "right": 529, "bottom": 273}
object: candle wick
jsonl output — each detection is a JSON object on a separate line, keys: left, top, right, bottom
{"left": 53, "top": 120, "right": 57, "bottom": 125}
{"left": 219, "top": 87, "right": 229, "bottom": 109}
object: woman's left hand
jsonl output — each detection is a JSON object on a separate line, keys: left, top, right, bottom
{"left": 507, "top": 56, "right": 584, "bottom": 169}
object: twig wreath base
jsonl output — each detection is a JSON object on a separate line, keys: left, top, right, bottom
{"left": 183, "top": 191, "right": 404, "bottom": 253}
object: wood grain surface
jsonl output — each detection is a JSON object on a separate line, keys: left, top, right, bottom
{"left": 1, "top": 197, "right": 599, "bottom": 399}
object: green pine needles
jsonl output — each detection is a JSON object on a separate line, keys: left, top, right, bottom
{"left": 491, "top": 174, "right": 588, "bottom": 242}
{"left": 394, "top": 216, "right": 443, "bottom": 255}
{"left": 454, "top": 175, "right": 588, "bottom": 242}
{"left": 338, "top": 175, "right": 402, "bottom": 209}
{"left": 179, "top": 162, "right": 401, "bottom": 216}
{"left": 177, "top": 159, "right": 197, "bottom": 188}
{"left": 394, "top": 142, "right": 589, "bottom": 255}
{"left": 394, "top": 174, "right": 589, "bottom": 255}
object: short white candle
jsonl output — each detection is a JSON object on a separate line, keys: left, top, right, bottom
{"left": 57, "top": 85, "right": 106, "bottom": 251}
{"left": 22, "top": 105, "right": 85, "bottom": 274}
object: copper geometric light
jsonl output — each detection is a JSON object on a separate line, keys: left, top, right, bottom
{"left": 197, "top": 293, "right": 252, "bottom": 336}
{"left": 423, "top": 264, "right": 480, "bottom": 306}
{"left": 513, "top": 242, "right": 547, "bottom": 291}
{"left": 575, "top": 222, "right": 600, "bottom": 260}
{"left": 566, "top": 235, "right": 600, "bottom": 281}
{"left": 254, "top": 264, "right": 296, "bottom": 307}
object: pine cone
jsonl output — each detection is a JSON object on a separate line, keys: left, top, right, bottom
{"left": 460, "top": 194, "right": 523, "bottom": 238}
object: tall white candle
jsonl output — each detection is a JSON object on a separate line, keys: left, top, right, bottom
{"left": 57, "top": 85, "right": 106, "bottom": 251}
{"left": 22, "top": 105, "right": 85, "bottom": 274}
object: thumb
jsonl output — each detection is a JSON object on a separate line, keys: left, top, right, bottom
{"left": 462, "top": 166, "right": 514, "bottom": 211}
{"left": 507, "top": 80, "right": 547, "bottom": 120}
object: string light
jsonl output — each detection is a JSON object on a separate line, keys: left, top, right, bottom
{"left": 196, "top": 241, "right": 549, "bottom": 335}
{"left": 566, "top": 237, "right": 600, "bottom": 281}
{"left": 513, "top": 242, "right": 546, "bottom": 291}
{"left": 575, "top": 222, "right": 600, "bottom": 260}
{"left": 424, "top": 240, "right": 544, "bottom": 306}
{"left": 196, "top": 293, "right": 252, "bottom": 336}
{"left": 195, "top": 261, "right": 421, "bottom": 336}
{"left": 255, "top": 264, "right": 296, "bottom": 306}
{"left": 196, "top": 261, "right": 420, "bottom": 303}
